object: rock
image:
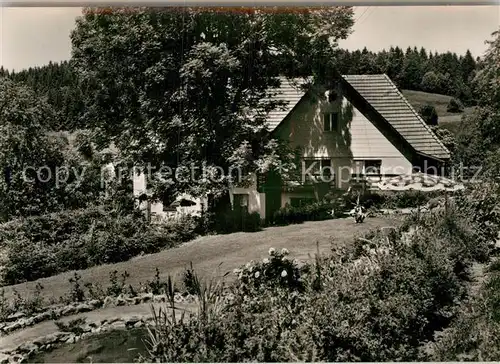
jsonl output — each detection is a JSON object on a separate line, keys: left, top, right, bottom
{"left": 10, "top": 354, "right": 24, "bottom": 364}
{"left": 88, "top": 299, "right": 101, "bottom": 309}
{"left": 32, "top": 312, "right": 49, "bottom": 324}
{"left": 125, "top": 316, "right": 141, "bottom": 326}
{"left": 75, "top": 303, "right": 92, "bottom": 313}
{"left": 33, "top": 333, "right": 60, "bottom": 346}
{"left": 133, "top": 296, "right": 142, "bottom": 305}
{"left": 4, "top": 322, "right": 22, "bottom": 333}
{"left": 108, "top": 317, "right": 121, "bottom": 324}
{"left": 116, "top": 295, "right": 127, "bottom": 306}
{"left": 141, "top": 293, "right": 153, "bottom": 303}
{"left": 65, "top": 335, "right": 76, "bottom": 344}
{"left": 133, "top": 321, "right": 144, "bottom": 328}
{"left": 0, "top": 353, "right": 10, "bottom": 364}
{"left": 16, "top": 342, "right": 37, "bottom": 354}
{"left": 61, "top": 305, "right": 76, "bottom": 316}
{"left": 400, "top": 208, "right": 414, "bottom": 215}
{"left": 102, "top": 296, "right": 115, "bottom": 308}
{"left": 6, "top": 312, "right": 25, "bottom": 322}
{"left": 111, "top": 321, "right": 126, "bottom": 330}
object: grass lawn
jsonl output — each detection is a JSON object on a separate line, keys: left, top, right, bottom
{"left": 3, "top": 216, "right": 399, "bottom": 301}
{"left": 402, "top": 89, "right": 476, "bottom": 136}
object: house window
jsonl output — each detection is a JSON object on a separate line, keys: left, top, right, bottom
{"left": 290, "top": 197, "right": 316, "bottom": 208}
{"left": 352, "top": 160, "right": 382, "bottom": 175}
{"left": 323, "top": 112, "right": 339, "bottom": 132}
{"left": 233, "top": 194, "right": 249, "bottom": 212}
{"left": 303, "top": 158, "right": 334, "bottom": 183}
{"left": 365, "top": 160, "right": 382, "bottom": 175}
{"left": 328, "top": 91, "right": 338, "bottom": 103}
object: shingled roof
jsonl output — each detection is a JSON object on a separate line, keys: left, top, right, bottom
{"left": 265, "top": 77, "right": 310, "bottom": 130}
{"left": 265, "top": 75, "right": 450, "bottom": 161}
{"left": 341, "top": 74, "right": 450, "bottom": 160}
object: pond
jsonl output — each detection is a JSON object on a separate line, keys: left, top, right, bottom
{"left": 28, "top": 328, "right": 149, "bottom": 363}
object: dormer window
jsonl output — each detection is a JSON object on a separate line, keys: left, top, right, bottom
{"left": 323, "top": 112, "right": 339, "bottom": 132}
{"left": 328, "top": 91, "right": 338, "bottom": 103}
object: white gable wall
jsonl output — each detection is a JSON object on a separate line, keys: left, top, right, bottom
{"left": 273, "top": 87, "right": 412, "bottom": 192}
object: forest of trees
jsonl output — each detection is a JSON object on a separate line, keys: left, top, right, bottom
{"left": 333, "top": 47, "right": 478, "bottom": 105}
{"left": 0, "top": 45, "right": 478, "bottom": 132}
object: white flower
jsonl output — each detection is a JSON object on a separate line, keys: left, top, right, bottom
{"left": 233, "top": 268, "right": 241, "bottom": 274}
{"left": 281, "top": 270, "right": 288, "bottom": 278}
{"left": 263, "top": 258, "right": 270, "bottom": 264}
{"left": 255, "top": 271, "right": 260, "bottom": 278}
{"left": 281, "top": 248, "right": 289, "bottom": 256}
{"left": 245, "top": 262, "right": 251, "bottom": 269}
{"left": 269, "top": 247, "right": 276, "bottom": 256}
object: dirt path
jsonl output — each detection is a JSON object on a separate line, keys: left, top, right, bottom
{"left": 4, "top": 216, "right": 399, "bottom": 301}
{"left": 1, "top": 302, "right": 196, "bottom": 353}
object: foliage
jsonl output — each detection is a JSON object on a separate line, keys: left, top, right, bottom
{"left": 209, "top": 210, "right": 262, "bottom": 234}
{"left": 68, "top": 272, "right": 86, "bottom": 303}
{"left": 334, "top": 47, "right": 477, "bottom": 104}
{"left": 454, "top": 29, "right": 500, "bottom": 176}
{"left": 431, "top": 125, "right": 457, "bottom": 155}
{"left": 234, "top": 247, "right": 304, "bottom": 294}
{"left": 0, "top": 79, "right": 67, "bottom": 221}
{"left": 447, "top": 97, "right": 464, "bottom": 113}
{"left": 142, "top": 204, "right": 487, "bottom": 362}
{"left": 418, "top": 104, "right": 439, "bottom": 125}
{"left": 272, "top": 200, "right": 340, "bottom": 225}
{"left": 2, "top": 61, "right": 86, "bottom": 131}
{"left": 430, "top": 259, "right": 500, "bottom": 361}
{"left": 70, "top": 7, "right": 354, "bottom": 206}
{"left": 0, "top": 207, "right": 198, "bottom": 285}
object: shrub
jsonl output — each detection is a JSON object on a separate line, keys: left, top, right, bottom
{"left": 142, "top": 205, "right": 487, "bottom": 362}
{"left": 210, "top": 210, "right": 262, "bottom": 234}
{"left": 1, "top": 207, "right": 198, "bottom": 285}
{"left": 272, "top": 200, "right": 339, "bottom": 226}
{"left": 430, "top": 259, "right": 500, "bottom": 361}
{"left": 447, "top": 98, "right": 464, "bottom": 113}
{"left": 418, "top": 104, "right": 439, "bottom": 125}
{"left": 384, "top": 190, "right": 441, "bottom": 209}
{"left": 234, "top": 247, "right": 304, "bottom": 294}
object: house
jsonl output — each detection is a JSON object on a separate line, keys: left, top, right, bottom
{"left": 133, "top": 74, "right": 450, "bottom": 221}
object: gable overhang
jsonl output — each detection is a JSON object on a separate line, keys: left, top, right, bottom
{"left": 338, "top": 75, "right": 425, "bottom": 166}
{"left": 269, "top": 87, "right": 312, "bottom": 136}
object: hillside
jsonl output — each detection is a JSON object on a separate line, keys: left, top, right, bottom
{"left": 402, "top": 89, "right": 476, "bottom": 135}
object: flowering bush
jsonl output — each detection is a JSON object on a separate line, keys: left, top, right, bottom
{"left": 143, "top": 204, "right": 490, "bottom": 362}
{"left": 233, "top": 247, "right": 304, "bottom": 293}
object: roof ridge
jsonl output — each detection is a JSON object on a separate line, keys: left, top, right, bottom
{"left": 382, "top": 74, "right": 450, "bottom": 157}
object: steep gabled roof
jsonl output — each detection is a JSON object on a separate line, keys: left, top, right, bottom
{"left": 263, "top": 75, "right": 450, "bottom": 161}
{"left": 341, "top": 74, "right": 450, "bottom": 160}
{"left": 264, "top": 77, "right": 311, "bottom": 130}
